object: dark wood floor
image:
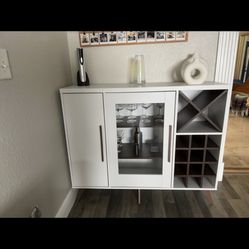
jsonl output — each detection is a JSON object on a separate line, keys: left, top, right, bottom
{"left": 68, "top": 174, "right": 249, "bottom": 218}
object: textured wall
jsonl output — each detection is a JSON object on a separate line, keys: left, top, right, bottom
{"left": 0, "top": 32, "right": 72, "bottom": 217}
{"left": 67, "top": 32, "right": 219, "bottom": 84}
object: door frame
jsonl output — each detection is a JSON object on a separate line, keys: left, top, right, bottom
{"left": 214, "top": 32, "right": 239, "bottom": 179}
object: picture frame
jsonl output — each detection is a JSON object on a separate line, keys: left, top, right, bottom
{"left": 108, "top": 32, "right": 118, "bottom": 44}
{"left": 99, "top": 32, "right": 108, "bottom": 44}
{"left": 79, "top": 32, "right": 90, "bottom": 46}
{"left": 137, "top": 31, "right": 146, "bottom": 43}
{"left": 146, "top": 31, "right": 155, "bottom": 42}
{"left": 166, "top": 32, "right": 176, "bottom": 41}
{"left": 79, "top": 31, "right": 188, "bottom": 47}
{"left": 155, "top": 31, "right": 166, "bottom": 41}
{"left": 127, "top": 31, "right": 137, "bottom": 43}
{"left": 175, "top": 31, "right": 187, "bottom": 41}
{"left": 117, "top": 31, "right": 127, "bottom": 43}
{"left": 89, "top": 32, "right": 99, "bottom": 45}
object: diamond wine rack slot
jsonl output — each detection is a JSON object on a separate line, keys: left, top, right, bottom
{"left": 177, "top": 90, "right": 228, "bottom": 133}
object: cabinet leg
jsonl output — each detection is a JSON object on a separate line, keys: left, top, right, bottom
{"left": 137, "top": 189, "right": 141, "bottom": 204}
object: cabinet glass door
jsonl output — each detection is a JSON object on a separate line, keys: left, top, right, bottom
{"left": 117, "top": 103, "right": 164, "bottom": 175}
{"left": 105, "top": 92, "right": 175, "bottom": 188}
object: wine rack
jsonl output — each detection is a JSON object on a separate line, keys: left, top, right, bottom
{"left": 177, "top": 90, "right": 227, "bottom": 133}
{"left": 174, "top": 134, "right": 221, "bottom": 188}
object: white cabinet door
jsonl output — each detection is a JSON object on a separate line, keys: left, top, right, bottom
{"left": 61, "top": 93, "right": 108, "bottom": 187}
{"left": 105, "top": 92, "right": 175, "bottom": 188}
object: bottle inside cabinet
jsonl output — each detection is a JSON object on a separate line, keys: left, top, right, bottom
{"left": 134, "top": 126, "right": 142, "bottom": 156}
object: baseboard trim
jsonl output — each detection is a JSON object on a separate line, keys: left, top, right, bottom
{"left": 55, "top": 188, "right": 78, "bottom": 218}
{"left": 224, "top": 167, "right": 249, "bottom": 174}
{"left": 217, "top": 162, "right": 224, "bottom": 181}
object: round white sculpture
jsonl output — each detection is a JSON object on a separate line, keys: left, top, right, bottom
{"left": 181, "top": 53, "right": 208, "bottom": 84}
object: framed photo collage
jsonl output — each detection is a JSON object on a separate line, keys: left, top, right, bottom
{"left": 79, "top": 31, "right": 188, "bottom": 47}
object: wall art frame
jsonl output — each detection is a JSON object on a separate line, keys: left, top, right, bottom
{"left": 79, "top": 31, "right": 188, "bottom": 47}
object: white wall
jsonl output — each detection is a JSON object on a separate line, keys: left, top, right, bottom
{"left": 67, "top": 32, "right": 219, "bottom": 84}
{"left": 0, "top": 32, "right": 72, "bottom": 217}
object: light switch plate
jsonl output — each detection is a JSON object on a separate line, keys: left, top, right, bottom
{"left": 0, "top": 49, "right": 12, "bottom": 80}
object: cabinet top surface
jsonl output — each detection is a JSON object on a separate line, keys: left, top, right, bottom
{"left": 60, "top": 82, "right": 230, "bottom": 93}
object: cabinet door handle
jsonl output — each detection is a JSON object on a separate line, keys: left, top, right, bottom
{"left": 99, "top": 125, "right": 104, "bottom": 162}
{"left": 168, "top": 125, "right": 172, "bottom": 162}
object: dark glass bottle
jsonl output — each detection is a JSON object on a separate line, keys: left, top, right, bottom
{"left": 134, "top": 126, "right": 142, "bottom": 156}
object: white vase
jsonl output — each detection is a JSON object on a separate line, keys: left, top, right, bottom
{"left": 181, "top": 53, "right": 208, "bottom": 84}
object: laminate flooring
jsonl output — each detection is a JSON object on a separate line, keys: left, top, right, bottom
{"left": 68, "top": 174, "right": 249, "bottom": 218}
{"left": 224, "top": 114, "right": 249, "bottom": 169}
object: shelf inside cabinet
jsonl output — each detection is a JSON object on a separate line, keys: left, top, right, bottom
{"left": 174, "top": 175, "right": 216, "bottom": 189}
{"left": 176, "top": 135, "right": 220, "bottom": 150}
{"left": 118, "top": 143, "right": 162, "bottom": 159}
{"left": 117, "top": 116, "right": 164, "bottom": 128}
{"left": 178, "top": 121, "right": 222, "bottom": 133}
{"left": 118, "top": 159, "right": 162, "bottom": 175}
{"left": 174, "top": 176, "right": 201, "bottom": 188}
{"left": 119, "top": 166, "right": 162, "bottom": 175}
{"left": 174, "top": 164, "right": 216, "bottom": 177}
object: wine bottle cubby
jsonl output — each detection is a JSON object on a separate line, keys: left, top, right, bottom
{"left": 174, "top": 134, "right": 221, "bottom": 188}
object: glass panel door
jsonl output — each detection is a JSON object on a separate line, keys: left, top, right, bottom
{"left": 116, "top": 103, "right": 164, "bottom": 175}
{"left": 105, "top": 92, "right": 175, "bottom": 188}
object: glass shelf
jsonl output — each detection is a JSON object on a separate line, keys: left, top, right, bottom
{"left": 116, "top": 116, "right": 164, "bottom": 128}
{"left": 118, "top": 159, "right": 162, "bottom": 175}
{"left": 118, "top": 143, "right": 163, "bottom": 159}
